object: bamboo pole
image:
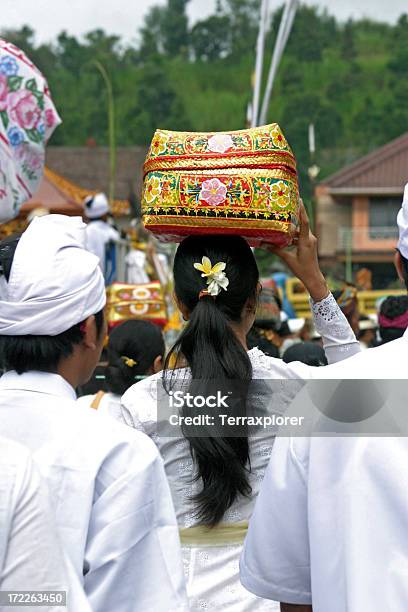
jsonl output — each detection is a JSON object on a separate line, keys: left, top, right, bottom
{"left": 251, "top": 0, "right": 270, "bottom": 127}
{"left": 259, "top": 0, "right": 298, "bottom": 126}
{"left": 92, "top": 60, "right": 116, "bottom": 206}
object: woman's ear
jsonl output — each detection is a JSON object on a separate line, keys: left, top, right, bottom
{"left": 245, "top": 296, "right": 257, "bottom": 317}
{"left": 246, "top": 283, "right": 262, "bottom": 315}
{"left": 174, "top": 292, "right": 190, "bottom": 321}
{"left": 152, "top": 355, "right": 163, "bottom": 374}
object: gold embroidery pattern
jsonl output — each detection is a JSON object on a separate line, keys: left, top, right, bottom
{"left": 143, "top": 124, "right": 299, "bottom": 245}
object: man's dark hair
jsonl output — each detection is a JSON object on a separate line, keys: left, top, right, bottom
{"left": 86, "top": 216, "right": 106, "bottom": 223}
{"left": 283, "top": 341, "right": 328, "bottom": 367}
{"left": 0, "top": 311, "right": 105, "bottom": 375}
{"left": 0, "top": 233, "right": 105, "bottom": 375}
{"left": 379, "top": 293, "right": 408, "bottom": 345}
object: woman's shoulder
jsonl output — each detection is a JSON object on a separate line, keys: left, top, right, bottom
{"left": 248, "top": 346, "right": 309, "bottom": 379}
{"left": 122, "top": 372, "right": 161, "bottom": 409}
{"left": 248, "top": 347, "right": 286, "bottom": 375}
{"left": 121, "top": 368, "right": 191, "bottom": 422}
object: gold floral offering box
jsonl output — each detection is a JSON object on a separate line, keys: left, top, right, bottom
{"left": 106, "top": 282, "right": 168, "bottom": 329}
{"left": 142, "top": 124, "right": 300, "bottom": 247}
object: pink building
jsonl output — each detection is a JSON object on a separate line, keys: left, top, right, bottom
{"left": 316, "top": 132, "right": 408, "bottom": 287}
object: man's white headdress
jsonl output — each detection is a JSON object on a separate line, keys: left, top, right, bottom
{"left": 84, "top": 193, "right": 110, "bottom": 219}
{"left": 0, "top": 215, "right": 106, "bottom": 336}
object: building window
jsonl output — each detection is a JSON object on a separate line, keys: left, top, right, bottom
{"left": 369, "top": 197, "right": 400, "bottom": 239}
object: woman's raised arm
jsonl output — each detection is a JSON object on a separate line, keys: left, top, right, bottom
{"left": 267, "top": 201, "right": 361, "bottom": 365}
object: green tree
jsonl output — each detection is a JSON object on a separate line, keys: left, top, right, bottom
{"left": 219, "top": 0, "right": 260, "bottom": 59}
{"left": 191, "top": 15, "right": 231, "bottom": 61}
{"left": 162, "top": 0, "right": 191, "bottom": 57}
{"left": 3, "top": 0, "right": 406, "bottom": 178}
{"left": 286, "top": 6, "right": 337, "bottom": 62}
{"left": 121, "top": 58, "right": 190, "bottom": 144}
{"left": 0, "top": 25, "right": 36, "bottom": 57}
{"left": 341, "top": 20, "right": 357, "bottom": 61}
{"left": 139, "top": 1, "right": 190, "bottom": 59}
{"left": 139, "top": 6, "right": 167, "bottom": 58}
{"left": 56, "top": 32, "right": 87, "bottom": 73}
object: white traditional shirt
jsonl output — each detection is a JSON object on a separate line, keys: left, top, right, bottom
{"left": 241, "top": 435, "right": 408, "bottom": 612}
{"left": 318, "top": 326, "right": 408, "bottom": 378}
{"left": 0, "top": 437, "right": 90, "bottom": 612}
{"left": 85, "top": 220, "right": 120, "bottom": 274}
{"left": 0, "top": 371, "right": 188, "bottom": 612}
{"left": 113, "top": 293, "right": 360, "bottom": 611}
{"left": 125, "top": 249, "right": 150, "bottom": 284}
{"left": 77, "top": 392, "right": 122, "bottom": 420}
{"left": 241, "top": 328, "right": 408, "bottom": 611}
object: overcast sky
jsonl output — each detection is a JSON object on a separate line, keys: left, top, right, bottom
{"left": 1, "top": 0, "right": 406, "bottom": 45}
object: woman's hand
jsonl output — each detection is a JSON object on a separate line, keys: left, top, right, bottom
{"left": 267, "top": 201, "right": 329, "bottom": 303}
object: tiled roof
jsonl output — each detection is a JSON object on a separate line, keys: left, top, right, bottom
{"left": 24, "top": 167, "right": 130, "bottom": 217}
{"left": 322, "top": 131, "right": 408, "bottom": 195}
{"left": 45, "top": 146, "right": 148, "bottom": 206}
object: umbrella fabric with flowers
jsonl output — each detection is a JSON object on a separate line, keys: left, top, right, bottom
{"left": 0, "top": 39, "right": 61, "bottom": 223}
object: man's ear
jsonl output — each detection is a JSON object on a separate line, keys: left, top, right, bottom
{"left": 394, "top": 250, "right": 405, "bottom": 283}
{"left": 81, "top": 315, "right": 97, "bottom": 350}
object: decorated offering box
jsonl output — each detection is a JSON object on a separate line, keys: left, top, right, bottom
{"left": 106, "top": 282, "right": 168, "bottom": 329}
{"left": 142, "top": 124, "right": 300, "bottom": 247}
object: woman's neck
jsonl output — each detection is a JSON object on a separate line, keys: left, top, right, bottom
{"left": 229, "top": 321, "right": 249, "bottom": 351}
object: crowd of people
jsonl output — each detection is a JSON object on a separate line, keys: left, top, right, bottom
{"left": 1, "top": 38, "right": 408, "bottom": 612}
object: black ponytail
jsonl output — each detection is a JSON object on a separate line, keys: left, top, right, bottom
{"left": 106, "top": 320, "right": 165, "bottom": 395}
{"left": 164, "top": 235, "right": 259, "bottom": 526}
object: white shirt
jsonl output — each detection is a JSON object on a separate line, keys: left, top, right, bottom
{"left": 125, "top": 249, "right": 149, "bottom": 284}
{"left": 77, "top": 392, "right": 122, "bottom": 420}
{"left": 317, "top": 327, "right": 408, "bottom": 378}
{"left": 85, "top": 220, "right": 120, "bottom": 274}
{"left": 241, "top": 329, "right": 408, "bottom": 611}
{"left": 0, "top": 436, "right": 90, "bottom": 612}
{"left": 241, "top": 435, "right": 408, "bottom": 612}
{"left": 116, "top": 293, "right": 360, "bottom": 610}
{"left": 0, "top": 371, "right": 188, "bottom": 612}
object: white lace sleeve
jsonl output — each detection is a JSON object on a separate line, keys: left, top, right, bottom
{"left": 310, "top": 292, "right": 361, "bottom": 364}
{"left": 119, "top": 376, "right": 161, "bottom": 447}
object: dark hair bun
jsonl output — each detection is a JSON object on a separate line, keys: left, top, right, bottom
{"left": 380, "top": 295, "right": 408, "bottom": 320}
{"left": 105, "top": 320, "right": 165, "bottom": 396}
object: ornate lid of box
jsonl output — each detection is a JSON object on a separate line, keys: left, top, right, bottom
{"left": 106, "top": 282, "right": 168, "bottom": 329}
{"left": 142, "top": 124, "right": 300, "bottom": 247}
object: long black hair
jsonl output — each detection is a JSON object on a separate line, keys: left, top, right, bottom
{"left": 105, "top": 320, "right": 165, "bottom": 395}
{"left": 165, "top": 235, "right": 259, "bottom": 526}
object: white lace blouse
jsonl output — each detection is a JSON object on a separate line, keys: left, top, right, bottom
{"left": 115, "top": 293, "right": 360, "bottom": 611}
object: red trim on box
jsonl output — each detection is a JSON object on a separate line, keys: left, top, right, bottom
{"left": 144, "top": 163, "right": 297, "bottom": 179}
{"left": 143, "top": 150, "right": 297, "bottom": 177}
{"left": 147, "top": 224, "right": 293, "bottom": 247}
